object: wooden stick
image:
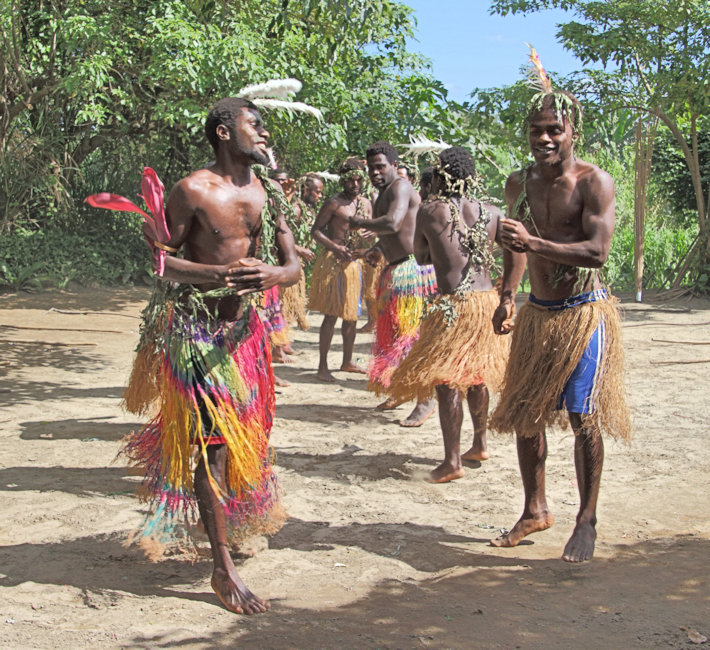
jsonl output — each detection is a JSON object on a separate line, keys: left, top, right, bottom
{"left": 624, "top": 320, "right": 710, "bottom": 328}
{"left": 651, "top": 338, "right": 710, "bottom": 345}
{"left": 47, "top": 308, "right": 139, "bottom": 319}
{"left": 1, "top": 339, "right": 98, "bottom": 347}
{"left": 650, "top": 359, "right": 710, "bottom": 365}
{"left": 0, "top": 324, "right": 124, "bottom": 334}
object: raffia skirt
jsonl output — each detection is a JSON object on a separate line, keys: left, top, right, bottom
{"left": 308, "top": 248, "right": 362, "bottom": 321}
{"left": 280, "top": 266, "right": 309, "bottom": 331}
{"left": 490, "top": 292, "right": 631, "bottom": 440}
{"left": 389, "top": 290, "right": 509, "bottom": 403}
{"left": 368, "top": 255, "right": 437, "bottom": 395}
{"left": 121, "top": 298, "right": 284, "bottom": 549}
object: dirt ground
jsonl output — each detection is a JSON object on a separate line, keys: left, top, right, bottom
{"left": 0, "top": 286, "right": 708, "bottom": 649}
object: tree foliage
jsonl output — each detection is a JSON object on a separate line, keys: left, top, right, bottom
{"left": 1, "top": 0, "right": 465, "bottom": 286}
{"left": 490, "top": 0, "right": 710, "bottom": 286}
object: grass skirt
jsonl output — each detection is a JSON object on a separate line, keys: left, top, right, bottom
{"left": 362, "top": 256, "right": 385, "bottom": 317}
{"left": 308, "top": 248, "right": 362, "bottom": 321}
{"left": 490, "top": 294, "right": 631, "bottom": 440}
{"left": 368, "top": 256, "right": 437, "bottom": 395}
{"left": 259, "top": 285, "right": 291, "bottom": 347}
{"left": 280, "top": 267, "right": 309, "bottom": 331}
{"left": 389, "top": 290, "right": 509, "bottom": 403}
{"left": 121, "top": 300, "right": 283, "bottom": 546}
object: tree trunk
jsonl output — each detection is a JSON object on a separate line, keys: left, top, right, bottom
{"left": 633, "top": 117, "right": 657, "bottom": 300}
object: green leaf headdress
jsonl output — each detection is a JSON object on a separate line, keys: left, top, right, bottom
{"left": 525, "top": 44, "right": 583, "bottom": 139}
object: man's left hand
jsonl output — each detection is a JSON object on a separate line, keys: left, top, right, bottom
{"left": 226, "top": 258, "right": 282, "bottom": 295}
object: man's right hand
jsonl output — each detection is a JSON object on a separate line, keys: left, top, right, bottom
{"left": 332, "top": 244, "right": 353, "bottom": 262}
{"left": 364, "top": 247, "right": 384, "bottom": 267}
{"left": 492, "top": 300, "right": 515, "bottom": 335}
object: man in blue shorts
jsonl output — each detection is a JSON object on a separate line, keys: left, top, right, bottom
{"left": 490, "top": 89, "right": 631, "bottom": 562}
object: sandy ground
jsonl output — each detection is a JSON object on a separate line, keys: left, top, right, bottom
{"left": 0, "top": 286, "right": 708, "bottom": 649}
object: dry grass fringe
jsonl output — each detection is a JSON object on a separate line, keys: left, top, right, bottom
{"left": 122, "top": 342, "right": 161, "bottom": 415}
{"left": 362, "top": 257, "right": 385, "bottom": 308}
{"left": 490, "top": 296, "right": 631, "bottom": 441}
{"left": 389, "top": 290, "right": 509, "bottom": 403}
{"left": 280, "top": 269, "right": 309, "bottom": 330}
{"left": 308, "top": 249, "right": 362, "bottom": 321}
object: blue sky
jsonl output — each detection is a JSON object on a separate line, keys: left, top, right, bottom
{"left": 402, "top": 1, "right": 582, "bottom": 102}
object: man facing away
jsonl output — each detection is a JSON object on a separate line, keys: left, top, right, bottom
{"left": 390, "top": 147, "right": 516, "bottom": 482}
{"left": 309, "top": 157, "right": 371, "bottom": 382}
{"left": 490, "top": 90, "right": 631, "bottom": 562}
{"left": 349, "top": 141, "right": 437, "bottom": 428}
{"left": 121, "top": 97, "right": 300, "bottom": 613}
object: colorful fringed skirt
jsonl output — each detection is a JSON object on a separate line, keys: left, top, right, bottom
{"left": 490, "top": 289, "right": 631, "bottom": 440}
{"left": 308, "top": 248, "right": 362, "bottom": 321}
{"left": 121, "top": 299, "right": 283, "bottom": 545}
{"left": 368, "top": 255, "right": 437, "bottom": 395}
{"left": 259, "top": 285, "right": 291, "bottom": 347}
{"left": 389, "top": 290, "right": 509, "bottom": 403}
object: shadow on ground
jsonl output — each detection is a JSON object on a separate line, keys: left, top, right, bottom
{"left": 126, "top": 534, "right": 709, "bottom": 649}
{"left": 18, "top": 416, "right": 140, "bottom": 442}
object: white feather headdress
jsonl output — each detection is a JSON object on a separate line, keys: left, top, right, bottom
{"left": 314, "top": 171, "right": 340, "bottom": 182}
{"left": 237, "top": 78, "right": 323, "bottom": 121}
{"left": 399, "top": 134, "right": 451, "bottom": 159}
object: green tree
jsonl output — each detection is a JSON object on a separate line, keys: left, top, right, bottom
{"left": 1, "top": 0, "right": 461, "bottom": 286}
{"left": 490, "top": 0, "right": 710, "bottom": 287}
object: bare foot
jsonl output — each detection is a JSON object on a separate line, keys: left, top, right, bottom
{"left": 211, "top": 568, "right": 269, "bottom": 615}
{"left": 490, "top": 511, "right": 554, "bottom": 548}
{"left": 358, "top": 321, "right": 376, "bottom": 333}
{"left": 427, "top": 462, "right": 465, "bottom": 483}
{"left": 274, "top": 375, "right": 291, "bottom": 387}
{"left": 562, "top": 521, "right": 597, "bottom": 562}
{"left": 316, "top": 368, "right": 337, "bottom": 383}
{"left": 375, "top": 398, "right": 399, "bottom": 411}
{"left": 283, "top": 344, "right": 300, "bottom": 356}
{"left": 272, "top": 349, "right": 294, "bottom": 364}
{"left": 462, "top": 446, "right": 490, "bottom": 462}
{"left": 340, "top": 362, "right": 367, "bottom": 374}
{"left": 399, "top": 401, "right": 436, "bottom": 427}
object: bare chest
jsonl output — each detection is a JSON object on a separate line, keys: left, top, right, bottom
{"left": 524, "top": 178, "right": 584, "bottom": 240}
{"left": 195, "top": 186, "right": 266, "bottom": 241}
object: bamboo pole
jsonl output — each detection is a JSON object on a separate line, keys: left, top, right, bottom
{"left": 633, "top": 117, "right": 657, "bottom": 302}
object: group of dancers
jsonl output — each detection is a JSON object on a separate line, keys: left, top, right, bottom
{"left": 112, "top": 80, "right": 631, "bottom": 614}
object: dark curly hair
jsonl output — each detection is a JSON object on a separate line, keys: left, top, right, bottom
{"left": 339, "top": 156, "right": 366, "bottom": 174}
{"left": 437, "top": 147, "right": 476, "bottom": 196}
{"left": 420, "top": 166, "right": 434, "bottom": 187}
{"left": 365, "top": 141, "right": 399, "bottom": 164}
{"left": 205, "top": 97, "right": 258, "bottom": 154}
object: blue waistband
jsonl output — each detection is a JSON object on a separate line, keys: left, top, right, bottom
{"left": 529, "top": 288, "right": 608, "bottom": 312}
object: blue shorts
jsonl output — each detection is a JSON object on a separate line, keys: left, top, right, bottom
{"left": 529, "top": 290, "right": 607, "bottom": 414}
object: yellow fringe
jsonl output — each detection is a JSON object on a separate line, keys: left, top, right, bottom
{"left": 490, "top": 295, "right": 631, "bottom": 440}
{"left": 308, "top": 249, "right": 362, "bottom": 321}
{"left": 155, "top": 369, "right": 268, "bottom": 500}
{"left": 389, "top": 290, "right": 509, "bottom": 403}
{"left": 280, "top": 268, "right": 309, "bottom": 330}
{"left": 122, "top": 341, "right": 161, "bottom": 415}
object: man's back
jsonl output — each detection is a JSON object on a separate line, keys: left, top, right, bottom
{"left": 416, "top": 197, "right": 500, "bottom": 295}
